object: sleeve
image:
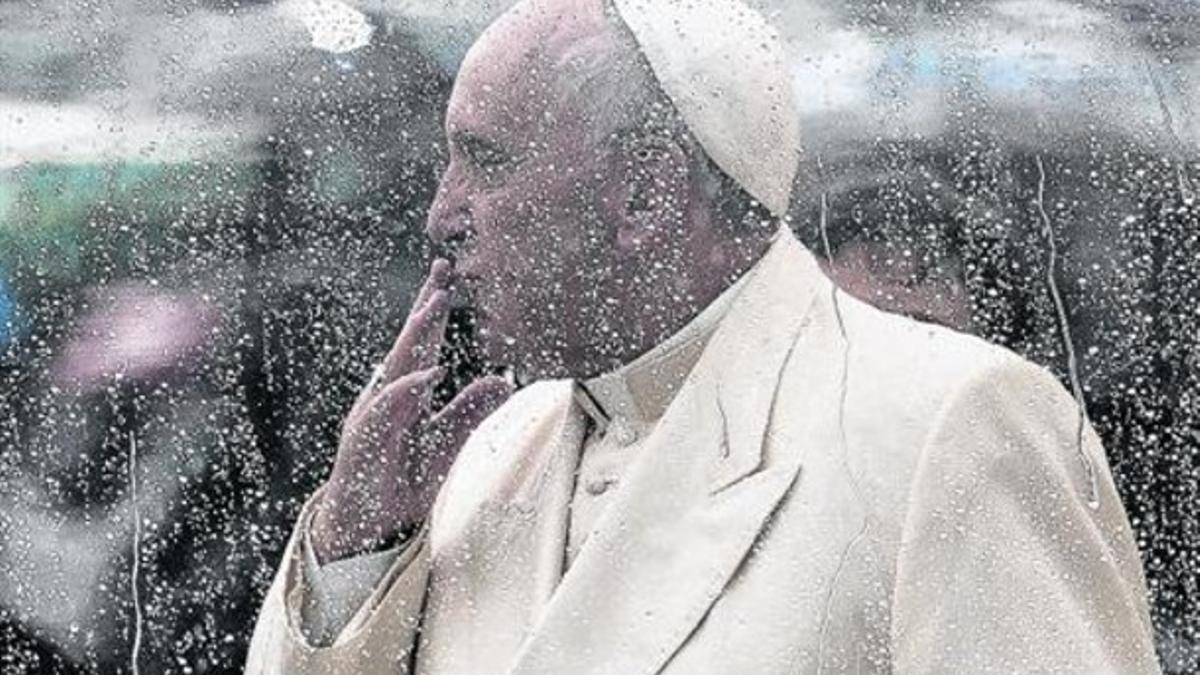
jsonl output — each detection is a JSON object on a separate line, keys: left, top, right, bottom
{"left": 890, "top": 357, "right": 1161, "bottom": 675}
{"left": 299, "top": 507, "right": 405, "bottom": 647}
{"left": 244, "top": 488, "right": 432, "bottom": 675}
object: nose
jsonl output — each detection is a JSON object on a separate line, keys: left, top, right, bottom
{"left": 425, "top": 168, "right": 475, "bottom": 260}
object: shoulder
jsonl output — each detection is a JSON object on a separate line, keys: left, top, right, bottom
{"left": 774, "top": 287, "right": 1088, "bottom": 504}
{"left": 817, "top": 288, "right": 1045, "bottom": 425}
{"left": 467, "top": 378, "right": 574, "bottom": 445}
{"left": 837, "top": 297, "right": 1102, "bottom": 505}
{"left": 443, "top": 378, "right": 574, "bottom": 483}
{"left": 431, "top": 379, "right": 574, "bottom": 533}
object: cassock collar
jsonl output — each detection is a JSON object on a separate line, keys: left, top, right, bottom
{"left": 573, "top": 231, "right": 781, "bottom": 442}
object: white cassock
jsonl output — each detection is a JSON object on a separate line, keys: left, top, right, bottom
{"left": 247, "top": 0, "right": 1161, "bottom": 671}
{"left": 245, "top": 226, "right": 1160, "bottom": 674}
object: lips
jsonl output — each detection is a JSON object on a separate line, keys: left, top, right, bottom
{"left": 449, "top": 282, "right": 475, "bottom": 311}
{"left": 448, "top": 269, "right": 483, "bottom": 313}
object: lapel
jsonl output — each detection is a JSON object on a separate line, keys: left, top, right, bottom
{"left": 505, "top": 229, "right": 829, "bottom": 675}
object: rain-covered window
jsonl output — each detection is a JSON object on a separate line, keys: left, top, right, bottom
{"left": 1, "top": 1, "right": 1196, "bottom": 673}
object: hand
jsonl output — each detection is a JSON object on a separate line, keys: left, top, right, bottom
{"left": 311, "top": 259, "right": 514, "bottom": 563}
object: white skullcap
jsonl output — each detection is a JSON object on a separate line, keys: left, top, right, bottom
{"left": 611, "top": 0, "right": 800, "bottom": 217}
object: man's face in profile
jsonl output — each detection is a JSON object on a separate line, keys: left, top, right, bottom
{"left": 424, "top": 0, "right": 631, "bottom": 380}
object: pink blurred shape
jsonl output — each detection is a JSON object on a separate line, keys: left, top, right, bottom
{"left": 54, "top": 284, "right": 219, "bottom": 390}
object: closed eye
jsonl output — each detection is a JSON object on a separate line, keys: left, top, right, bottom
{"left": 453, "top": 132, "right": 513, "bottom": 171}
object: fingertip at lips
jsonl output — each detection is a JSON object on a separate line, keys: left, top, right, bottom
{"left": 430, "top": 258, "right": 453, "bottom": 285}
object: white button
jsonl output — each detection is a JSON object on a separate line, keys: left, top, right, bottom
{"left": 586, "top": 478, "right": 616, "bottom": 496}
{"left": 612, "top": 422, "right": 637, "bottom": 446}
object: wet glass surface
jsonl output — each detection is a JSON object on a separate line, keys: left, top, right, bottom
{"left": 1, "top": 1, "right": 1196, "bottom": 672}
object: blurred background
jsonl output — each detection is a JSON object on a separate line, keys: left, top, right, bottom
{"left": 0, "top": 0, "right": 1196, "bottom": 672}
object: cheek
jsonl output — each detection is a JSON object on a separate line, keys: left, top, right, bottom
{"left": 471, "top": 139, "right": 612, "bottom": 317}
{"left": 482, "top": 173, "right": 597, "bottom": 266}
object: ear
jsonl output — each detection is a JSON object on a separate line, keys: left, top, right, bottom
{"left": 604, "top": 132, "right": 694, "bottom": 252}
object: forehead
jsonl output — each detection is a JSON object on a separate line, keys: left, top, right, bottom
{"left": 446, "top": 0, "right": 610, "bottom": 136}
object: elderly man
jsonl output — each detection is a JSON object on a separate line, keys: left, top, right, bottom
{"left": 246, "top": 0, "right": 1160, "bottom": 672}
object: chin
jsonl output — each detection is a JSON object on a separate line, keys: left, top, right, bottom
{"left": 476, "top": 316, "right": 520, "bottom": 368}
{"left": 477, "top": 329, "right": 561, "bottom": 382}
{"left": 476, "top": 301, "right": 588, "bottom": 381}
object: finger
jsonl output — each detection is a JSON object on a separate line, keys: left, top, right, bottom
{"left": 348, "top": 365, "right": 445, "bottom": 433}
{"left": 423, "top": 376, "right": 514, "bottom": 475}
{"left": 348, "top": 368, "right": 381, "bottom": 422}
{"left": 381, "top": 289, "right": 451, "bottom": 382}
{"left": 376, "top": 258, "right": 451, "bottom": 386}
{"left": 413, "top": 258, "right": 453, "bottom": 310}
{"left": 430, "top": 376, "right": 515, "bottom": 431}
